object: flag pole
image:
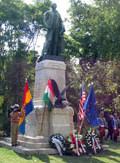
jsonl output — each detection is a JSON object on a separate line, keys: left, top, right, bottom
{"left": 40, "top": 102, "right": 47, "bottom": 134}
{"left": 78, "top": 81, "right": 86, "bottom": 135}
{"left": 78, "top": 114, "right": 88, "bottom": 135}
{"left": 78, "top": 117, "right": 84, "bottom": 135}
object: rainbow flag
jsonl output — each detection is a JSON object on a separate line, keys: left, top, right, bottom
{"left": 19, "top": 80, "right": 34, "bottom": 135}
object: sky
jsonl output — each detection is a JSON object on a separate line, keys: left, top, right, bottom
{"left": 23, "top": 0, "right": 94, "bottom": 54}
{"left": 24, "top": 0, "right": 93, "bottom": 20}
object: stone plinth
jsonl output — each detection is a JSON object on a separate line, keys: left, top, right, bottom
{"left": 49, "top": 107, "right": 74, "bottom": 137}
{"left": 25, "top": 108, "right": 37, "bottom": 137}
{"left": 25, "top": 106, "right": 74, "bottom": 138}
{"left": 33, "top": 60, "right": 66, "bottom": 106}
{"left": 25, "top": 106, "right": 49, "bottom": 137}
{"left": 25, "top": 59, "right": 74, "bottom": 138}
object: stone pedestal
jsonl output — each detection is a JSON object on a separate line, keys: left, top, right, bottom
{"left": 49, "top": 107, "right": 74, "bottom": 137}
{"left": 25, "top": 106, "right": 50, "bottom": 137}
{"left": 25, "top": 106, "right": 74, "bottom": 138}
{"left": 33, "top": 60, "right": 66, "bottom": 106}
{"left": 25, "top": 59, "right": 74, "bottom": 138}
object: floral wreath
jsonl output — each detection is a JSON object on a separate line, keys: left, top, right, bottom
{"left": 67, "top": 134, "right": 86, "bottom": 156}
{"left": 83, "top": 130, "right": 102, "bottom": 154}
{"left": 50, "top": 133, "right": 67, "bottom": 149}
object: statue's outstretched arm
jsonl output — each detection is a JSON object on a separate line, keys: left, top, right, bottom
{"left": 43, "top": 11, "right": 50, "bottom": 29}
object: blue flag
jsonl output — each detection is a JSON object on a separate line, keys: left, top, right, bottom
{"left": 83, "top": 86, "right": 100, "bottom": 127}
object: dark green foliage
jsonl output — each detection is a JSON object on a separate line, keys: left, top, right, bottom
{"left": 63, "top": 0, "right": 120, "bottom": 117}
{"left": 0, "top": 0, "right": 51, "bottom": 135}
{"left": 66, "top": 59, "right": 120, "bottom": 115}
{"left": 64, "top": 0, "right": 120, "bottom": 60}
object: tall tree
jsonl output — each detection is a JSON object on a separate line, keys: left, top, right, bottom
{"left": 66, "top": 59, "right": 120, "bottom": 113}
{"left": 66, "top": 0, "right": 120, "bottom": 60}
{"left": 0, "top": 0, "right": 51, "bottom": 115}
{"left": 64, "top": 0, "right": 120, "bottom": 115}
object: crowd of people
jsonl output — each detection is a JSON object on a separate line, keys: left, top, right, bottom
{"left": 98, "top": 111, "right": 120, "bottom": 142}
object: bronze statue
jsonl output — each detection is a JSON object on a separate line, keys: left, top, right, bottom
{"left": 41, "top": 3, "right": 65, "bottom": 57}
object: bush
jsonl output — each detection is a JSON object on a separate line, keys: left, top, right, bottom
{"left": 0, "top": 115, "right": 10, "bottom": 137}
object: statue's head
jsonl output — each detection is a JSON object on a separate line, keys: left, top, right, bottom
{"left": 51, "top": 3, "right": 57, "bottom": 10}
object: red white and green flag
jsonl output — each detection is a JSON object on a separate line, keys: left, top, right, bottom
{"left": 42, "top": 79, "right": 55, "bottom": 111}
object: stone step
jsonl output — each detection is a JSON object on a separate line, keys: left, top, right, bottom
{"left": 18, "top": 140, "right": 50, "bottom": 148}
{"left": 0, "top": 140, "right": 12, "bottom": 150}
{"left": 0, "top": 140, "right": 58, "bottom": 155}
{"left": 4, "top": 137, "right": 50, "bottom": 148}
{"left": 14, "top": 146, "right": 58, "bottom": 155}
{"left": 18, "top": 135, "right": 49, "bottom": 143}
{"left": 4, "top": 137, "right": 11, "bottom": 143}
{"left": 4, "top": 135, "right": 50, "bottom": 144}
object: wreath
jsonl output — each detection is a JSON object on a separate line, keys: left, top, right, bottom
{"left": 50, "top": 133, "right": 68, "bottom": 155}
{"left": 83, "top": 129, "right": 102, "bottom": 154}
{"left": 66, "top": 134, "right": 86, "bottom": 156}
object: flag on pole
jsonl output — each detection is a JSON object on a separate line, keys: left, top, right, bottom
{"left": 19, "top": 80, "right": 34, "bottom": 135}
{"left": 78, "top": 84, "right": 86, "bottom": 120}
{"left": 83, "top": 86, "right": 100, "bottom": 127}
{"left": 42, "top": 79, "right": 55, "bottom": 111}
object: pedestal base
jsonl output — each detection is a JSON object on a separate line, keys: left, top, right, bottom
{"left": 25, "top": 106, "right": 74, "bottom": 138}
{"left": 49, "top": 107, "right": 74, "bottom": 137}
{"left": 26, "top": 59, "right": 74, "bottom": 138}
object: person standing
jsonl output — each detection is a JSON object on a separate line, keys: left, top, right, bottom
{"left": 98, "top": 111, "right": 107, "bottom": 141}
{"left": 112, "top": 113, "right": 119, "bottom": 142}
{"left": 10, "top": 104, "right": 22, "bottom": 146}
{"left": 106, "top": 115, "right": 113, "bottom": 140}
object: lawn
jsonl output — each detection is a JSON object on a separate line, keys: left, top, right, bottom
{"left": 0, "top": 141, "right": 120, "bottom": 163}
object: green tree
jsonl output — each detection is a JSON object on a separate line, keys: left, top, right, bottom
{"left": 0, "top": 0, "right": 51, "bottom": 135}
{"left": 64, "top": 0, "right": 120, "bottom": 115}
{"left": 66, "top": 59, "right": 120, "bottom": 114}
{"left": 66, "top": 0, "right": 120, "bottom": 60}
{"left": 0, "top": 0, "right": 51, "bottom": 112}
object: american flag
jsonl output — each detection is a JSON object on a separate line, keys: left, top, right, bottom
{"left": 78, "top": 84, "right": 86, "bottom": 120}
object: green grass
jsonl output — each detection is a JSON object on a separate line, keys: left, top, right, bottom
{"left": 0, "top": 141, "right": 120, "bottom": 163}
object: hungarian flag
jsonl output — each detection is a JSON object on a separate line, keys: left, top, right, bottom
{"left": 42, "top": 79, "right": 55, "bottom": 111}
{"left": 19, "top": 80, "right": 34, "bottom": 135}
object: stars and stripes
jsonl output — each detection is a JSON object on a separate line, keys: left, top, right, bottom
{"left": 78, "top": 84, "right": 86, "bottom": 120}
